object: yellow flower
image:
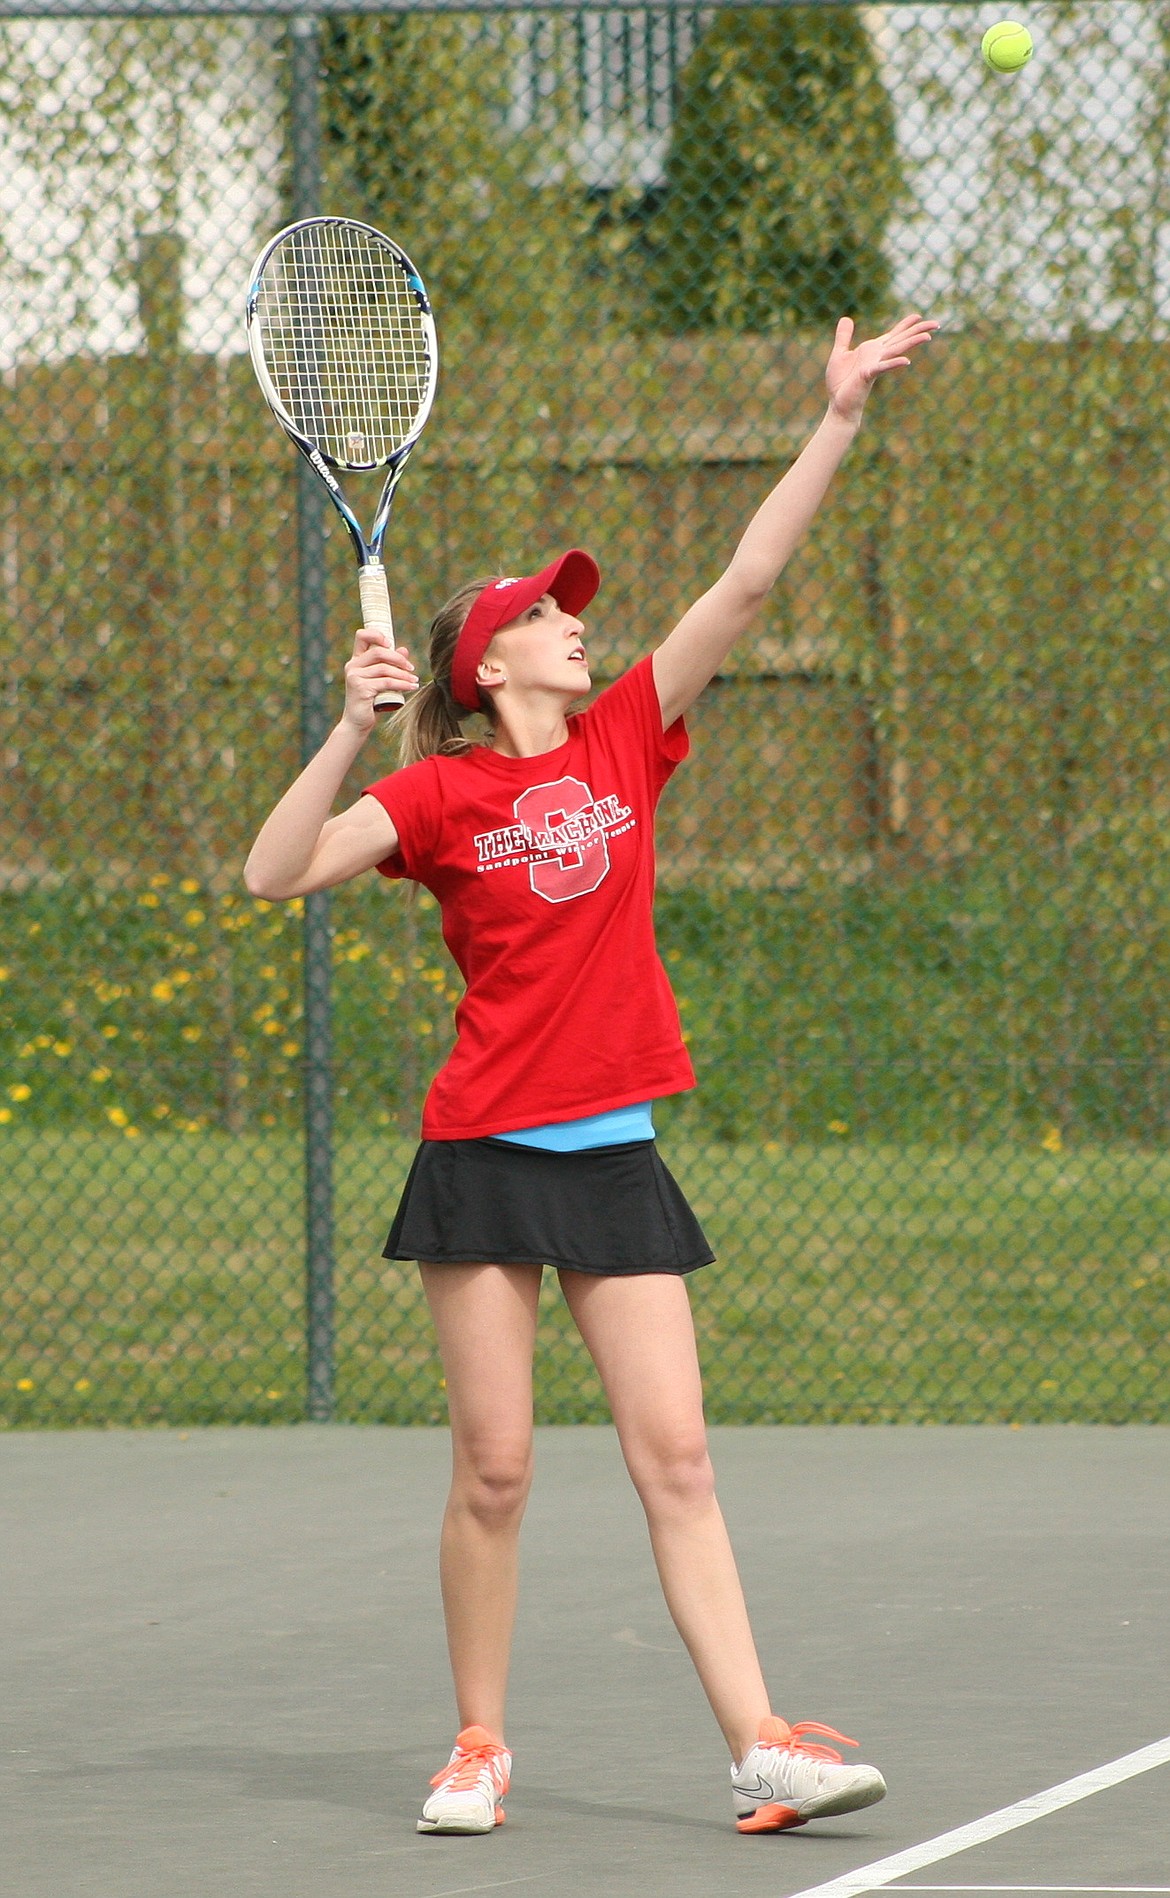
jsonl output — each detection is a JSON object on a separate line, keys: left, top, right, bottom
{"left": 281, "top": 1042, "right": 299, "bottom": 1057}
{"left": 8, "top": 1084, "right": 31, "bottom": 1102}
{"left": 124, "top": 1125, "right": 141, "bottom": 1137}
{"left": 149, "top": 873, "right": 171, "bottom": 888}
{"left": 152, "top": 1104, "right": 171, "bottom": 1119}
{"left": 180, "top": 1026, "right": 203, "bottom": 1043}
{"left": 0, "top": 1108, "right": 12, "bottom": 1123}
{"left": 52, "top": 1040, "right": 72, "bottom": 1057}
{"left": 265, "top": 1389, "right": 283, "bottom": 1401}
{"left": 74, "top": 1378, "right": 91, "bottom": 1392}
{"left": 827, "top": 1119, "right": 849, "bottom": 1136}
{"left": 260, "top": 965, "right": 277, "bottom": 980}
{"left": 179, "top": 878, "right": 201, "bottom": 894}
{"left": 0, "top": 966, "right": 9, "bottom": 981}
{"left": 139, "top": 892, "right": 160, "bottom": 908}
{"left": 184, "top": 909, "right": 205, "bottom": 926}
{"left": 17, "top": 1042, "right": 36, "bottom": 1058}
{"left": 252, "top": 1003, "right": 274, "bottom": 1022}
{"left": 172, "top": 970, "right": 192, "bottom": 987}
{"left": 151, "top": 980, "right": 175, "bottom": 1002}
{"left": 106, "top": 1106, "right": 129, "bottom": 1127}
{"left": 27, "top": 921, "right": 41, "bottom": 935}
{"left": 90, "top": 1068, "right": 111, "bottom": 1083}
{"left": 261, "top": 1020, "right": 282, "bottom": 1036}
{"left": 16, "top": 1378, "right": 34, "bottom": 1391}
{"left": 34, "top": 1034, "right": 52, "bottom": 1048}
{"left": 344, "top": 943, "right": 370, "bottom": 961}
{"left": 414, "top": 1021, "right": 434, "bottom": 1036}
{"left": 101, "top": 1024, "right": 119, "bottom": 1038}
{"left": 1041, "top": 1126, "right": 1063, "bottom": 1153}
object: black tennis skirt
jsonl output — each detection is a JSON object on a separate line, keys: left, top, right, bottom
{"left": 384, "top": 1137, "right": 715, "bottom": 1276}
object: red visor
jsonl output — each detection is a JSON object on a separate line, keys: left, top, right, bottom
{"left": 450, "top": 549, "right": 600, "bottom": 711}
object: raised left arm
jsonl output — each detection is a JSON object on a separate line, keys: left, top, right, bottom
{"left": 652, "top": 312, "right": 938, "bottom": 728}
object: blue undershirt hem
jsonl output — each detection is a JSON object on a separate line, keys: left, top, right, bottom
{"left": 493, "top": 1101, "right": 656, "bottom": 1151}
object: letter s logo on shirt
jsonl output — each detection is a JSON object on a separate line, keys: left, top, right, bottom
{"left": 514, "top": 776, "right": 610, "bottom": 904}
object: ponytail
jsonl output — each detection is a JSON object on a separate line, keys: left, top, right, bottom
{"left": 385, "top": 573, "right": 498, "bottom": 769}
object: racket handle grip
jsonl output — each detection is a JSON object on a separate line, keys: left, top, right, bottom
{"left": 359, "top": 562, "right": 405, "bottom": 710}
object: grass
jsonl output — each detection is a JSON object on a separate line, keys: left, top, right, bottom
{"left": 2, "top": 1128, "right": 1168, "bottom": 1427}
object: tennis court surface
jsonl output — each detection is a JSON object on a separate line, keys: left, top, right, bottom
{"left": 4, "top": 1425, "right": 1167, "bottom": 1898}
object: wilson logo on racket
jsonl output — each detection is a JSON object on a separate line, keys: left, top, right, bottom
{"left": 306, "top": 446, "right": 341, "bottom": 494}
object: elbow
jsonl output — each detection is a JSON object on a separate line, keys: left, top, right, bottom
{"left": 243, "top": 855, "right": 292, "bottom": 903}
{"left": 724, "top": 563, "right": 772, "bottom": 617}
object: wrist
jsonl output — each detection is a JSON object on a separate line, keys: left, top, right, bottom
{"left": 823, "top": 401, "right": 863, "bottom": 440}
{"left": 334, "top": 711, "right": 374, "bottom": 750}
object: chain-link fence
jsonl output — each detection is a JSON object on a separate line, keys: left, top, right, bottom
{"left": 2, "top": 0, "right": 1168, "bottom": 1429}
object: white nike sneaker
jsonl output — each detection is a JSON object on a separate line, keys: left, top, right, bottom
{"left": 417, "top": 1724, "right": 511, "bottom": 1834}
{"left": 731, "top": 1716, "right": 887, "bottom": 1834}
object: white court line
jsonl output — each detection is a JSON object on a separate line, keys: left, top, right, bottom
{"left": 892, "top": 1888, "right": 1170, "bottom": 1893}
{"left": 784, "top": 1734, "right": 1170, "bottom": 1898}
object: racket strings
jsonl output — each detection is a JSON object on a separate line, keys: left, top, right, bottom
{"left": 256, "top": 223, "right": 431, "bottom": 465}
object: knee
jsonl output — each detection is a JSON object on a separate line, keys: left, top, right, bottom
{"left": 630, "top": 1433, "right": 716, "bottom": 1516}
{"left": 452, "top": 1440, "right": 533, "bottom": 1528}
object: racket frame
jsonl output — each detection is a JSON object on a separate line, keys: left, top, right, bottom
{"left": 245, "top": 215, "right": 438, "bottom": 708}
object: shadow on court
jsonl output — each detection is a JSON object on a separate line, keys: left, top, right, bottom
{"left": 4, "top": 1425, "right": 1168, "bottom": 1898}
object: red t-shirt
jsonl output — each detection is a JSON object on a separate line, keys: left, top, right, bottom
{"left": 362, "top": 654, "right": 696, "bottom": 1139}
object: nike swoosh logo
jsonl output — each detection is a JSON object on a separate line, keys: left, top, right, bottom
{"left": 735, "top": 1772, "right": 775, "bottom": 1799}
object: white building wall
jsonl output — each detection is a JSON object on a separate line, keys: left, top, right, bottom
{"left": 0, "top": 17, "right": 283, "bottom": 368}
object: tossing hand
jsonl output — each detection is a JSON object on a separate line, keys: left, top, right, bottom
{"left": 825, "top": 312, "right": 940, "bottom": 428}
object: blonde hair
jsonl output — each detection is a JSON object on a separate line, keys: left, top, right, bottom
{"left": 385, "top": 574, "right": 499, "bottom": 769}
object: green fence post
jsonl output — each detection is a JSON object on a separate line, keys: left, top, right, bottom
{"left": 290, "top": 13, "right": 335, "bottom": 1423}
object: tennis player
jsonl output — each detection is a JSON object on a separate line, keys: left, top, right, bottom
{"left": 245, "top": 311, "right": 937, "bottom": 1836}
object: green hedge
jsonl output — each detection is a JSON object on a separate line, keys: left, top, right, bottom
{"left": 3, "top": 867, "right": 1164, "bottom": 1146}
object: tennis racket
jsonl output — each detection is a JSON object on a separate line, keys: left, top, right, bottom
{"left": 246, "top": 215, "right": 438, "bottom": 709}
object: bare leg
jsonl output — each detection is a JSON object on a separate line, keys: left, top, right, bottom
{"left": 420, "top": 1262, "right": 543, "bottom": 1739}
{"left": 558, "top": 1268, "right": 771, "bottom": 1763}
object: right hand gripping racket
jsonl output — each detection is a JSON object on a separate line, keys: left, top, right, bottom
{"left": 246, "top": 216, "right": 438, "bottom": 708}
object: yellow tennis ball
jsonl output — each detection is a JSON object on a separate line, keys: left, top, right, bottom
{"left": 981, "top": 20, "right": 1034, "bottom": 72}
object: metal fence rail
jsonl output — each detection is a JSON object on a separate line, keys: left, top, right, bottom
{"left": 2, "top": 0, "right": 1168, "bottom": 1428}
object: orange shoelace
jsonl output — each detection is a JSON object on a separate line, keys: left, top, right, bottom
{"left": 771, "top": 1720, "right": 859, "bottom": 1764}
{"left": 430, "top": 1739, "right": 507, "bottom": 1792}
